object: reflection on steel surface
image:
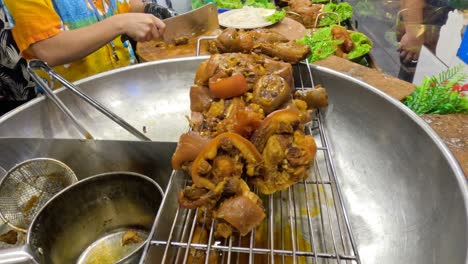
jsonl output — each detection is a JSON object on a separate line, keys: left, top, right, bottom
{"left": 0, "top": 58, "right": 466, "bottom": 264}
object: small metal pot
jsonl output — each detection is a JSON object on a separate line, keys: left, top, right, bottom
{"left": 0, "top": 172, "right": 163, "bottom": 264}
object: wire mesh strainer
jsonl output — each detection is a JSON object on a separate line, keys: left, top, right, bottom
{"left": 0, "top": 158, "right": 78, "bottom": 233}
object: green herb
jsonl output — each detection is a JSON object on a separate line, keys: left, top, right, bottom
{"left": 319, "top": 2, "right": 353, "bottom": 26}
{"left": 404, "top": 65, "right": 468, "bottom": 114}
{"left": 266, "top": 9, "right": 286, "bottom": 23}
{"left": 297, "top": 27, "right": 343, "bottom": 62}
{"left": 244, "top": 0, "right": 276, "bottom": 8}
{"left": 213, "top": 0, "right": 243, "bottom": 9}
{"left": 192, "top": 0, "right": 206, "bottom": 9}
{"left": 312, "top": 0, "right": 330, "bottom": 3}
{"left": 298, "top": 26, "right": 372, "bottom": 62}
{"left": 347, "top": 32, "right": 372, "bottom": 60}
{"left": 214, "top": 0, "right": 275, "bottom": 9}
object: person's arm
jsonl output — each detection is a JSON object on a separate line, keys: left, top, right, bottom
{"left": 28, "top": 13, "right": 165, "bottom": 67}
{"left": 398, "top": 0, "right": 425, "bottom": 63}
{"left": 130, "top": 0, "right": 146, "bottom": 12}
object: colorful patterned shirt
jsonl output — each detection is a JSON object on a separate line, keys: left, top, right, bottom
{"left": 0, "top": 0, "right": 36, "bottom": 103}
{"left": 4, "top": 0, "right": 133, "bottom": 83}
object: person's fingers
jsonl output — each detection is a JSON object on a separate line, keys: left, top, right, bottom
{"left": 400, "top": 50, "right": 408, "bottom": 58}
{"left": 135, "top": 33, "right": 147, "bottom": 42}
{"left": 152, "top": 16, "right": 166, "bottom": 35}
{"left": 151, "top": 23, "right": 161, "bottom": 39}
{"left": 145, "top": 31, "right": 153, "bottom": 42}
{"left": 412, "top": 52, "right": 419, "bottom": 62}
{"left": 403, "top": 51, "right": 414, "bottom": 64}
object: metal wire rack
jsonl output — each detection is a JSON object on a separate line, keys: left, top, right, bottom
{"left": 140, "top": 60, "right": 361, "bottom": 264}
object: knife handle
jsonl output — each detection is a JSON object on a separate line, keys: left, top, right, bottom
{"left": 144, "top": 3, "right": 178, "bottom": 19}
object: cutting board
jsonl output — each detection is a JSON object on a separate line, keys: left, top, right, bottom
{"left": 264, "top": 17, "right": 308, "bottom": 41}
{"left": 136, "top": 29, "right": 221, "bottom": 62}
{"left": 137, "top": 17, "right": 307, "bottom": 62}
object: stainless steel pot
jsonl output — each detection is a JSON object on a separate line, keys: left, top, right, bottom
{"left": 0, "top": 57, "right": 466, "bottom": 264}
{"left": 0, "top": 172, "right": 163, "bottom": 264}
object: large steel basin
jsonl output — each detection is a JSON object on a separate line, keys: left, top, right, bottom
{"left": 0, "top": 57, "right": 466, "bottom": 263}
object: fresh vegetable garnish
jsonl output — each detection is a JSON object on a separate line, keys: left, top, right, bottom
{"left": 266, "top": 9, "right": 286, "bottom": 23}
{"left": 404, "top": 65, "right": 468, "bottom": 114}
{"left": 297, "top": 27, "right": 343, "bottom": 62}
{"left": 297, "top": 25, "right": 372, "bottom": 62}
{"left": 319, "top": 2, "right": 353, "bottom": 26}
{"left": 214, "top": 0, "right": 243, "bottom": 9}
{"left": 211, "top": 0, "right": 275, "bottom": 9}
{"left": 451, "top": 83, "right": 468, "bottom": 92}
{"left": 244, "top": 0, "right": 276, "bottom": 8}
{"left": 348, "top": 32, "right": 372, "bottom": 60}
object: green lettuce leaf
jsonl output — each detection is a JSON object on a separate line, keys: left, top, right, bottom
{"left": 191, "top": 0, "right": 206, "bottom": 9}
{"left": 297, "top": 27, "right": 344, "bottom": 62}
{"left": 244, "top": 0, "right": 276, "bottom": 8}
{"left": 214, "top": 0, "right": 243, "bottom": 9}
{"left": 319, "top": 2, "right": 353, "bottom": 26}
{"left": 298, "top": 26, "right": 372, "bottom": 62}
{"left": 347, "top": 32, "right": 372, "bottom": 60}
{"left": 266, "top": 9, "right": 286, "bottom": 23}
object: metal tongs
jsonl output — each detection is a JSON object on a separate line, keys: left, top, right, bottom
{"left": 27, "top": 60, "right": 151, "bottom": 141}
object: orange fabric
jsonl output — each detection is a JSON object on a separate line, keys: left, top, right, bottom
{"left": 5, "top": 0, "right": 62, "bottom": 54}
{"left": 4, "top": 0, "right": 134, "bottom": 84}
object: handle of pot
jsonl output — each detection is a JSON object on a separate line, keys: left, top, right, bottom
{"left": 196, "top": 35, "right": 217, "bottom": 56}
{"left": 0, "top": 245, "right": 36, "bottom": 264}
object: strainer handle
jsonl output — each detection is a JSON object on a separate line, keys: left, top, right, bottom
{"left": 0, "top": 245, "right": 35, "bottom": 264}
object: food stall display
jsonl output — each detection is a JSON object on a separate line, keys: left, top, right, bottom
{"left": 139, "top": 1, "right": 376, "bottom": 67}
{"left": 0, "top": 1, "right": 466, "bottom": 264}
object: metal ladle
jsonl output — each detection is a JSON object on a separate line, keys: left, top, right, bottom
{"left": 0, "top": 172, "right": 163, "bottom": 264}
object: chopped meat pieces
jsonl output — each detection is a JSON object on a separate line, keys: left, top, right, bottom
{"left": 191, "top": 132, "right": 262, "bottom": 190}
{"left": 0, "top": 230, "right": 18, "bottom": 245}
{"left": 174, "top": 53, "right": 326, "bottom": 238}
{"left": 211, "top": 28, "right": 310, "bottom": 64}
{"left": 250, "top": 109, "right": 317, "bottom": 194}
{"left": 255, "top": 41, "right": 311, "bottom": 64}
{"left": 285, "top": 0, "right": 323, "bottom": 28}
{"left": 174, "top": 36, "right": 189, "bottom": 46}
{"left": 121, "top": 230, "right": 143, "bottom": 246}
{"left": 216, "top": 195, "right": 265, "bottom": 236}
{"left": 172, "top": 132, "right": 211, "bottom": 170}
{"left": 294, "top": 85, "right": 329, "bottom": 109}
{"left": 190, "top": 85, "right": 213, "bottom": 112}
{"left": 252, "top": 74, "right": 292, "bottom": 114}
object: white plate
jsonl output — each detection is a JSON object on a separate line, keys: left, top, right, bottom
{"left": 218, "top": 7, "right": 278, "bottom": 29}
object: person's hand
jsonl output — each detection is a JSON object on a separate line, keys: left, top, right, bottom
{"left": 397, "top": 26, "right": 425, "bottom": 64}
{"left": 119, "top": 13, "right": 166, "bottom": 42}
